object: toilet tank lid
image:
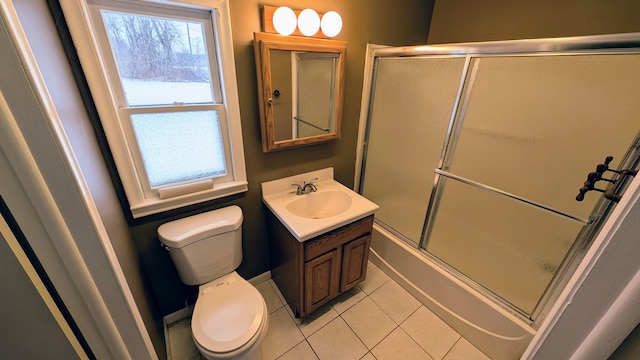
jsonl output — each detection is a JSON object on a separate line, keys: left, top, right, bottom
{"left": 158, "top": 206, "right": 243, "bottom": 248}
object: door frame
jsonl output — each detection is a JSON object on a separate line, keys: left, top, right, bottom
{"left": 0, "top": 1, "right": 156, "bottom": 358}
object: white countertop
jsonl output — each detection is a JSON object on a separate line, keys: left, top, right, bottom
{"left": 261, "top": 167, "right": 379, "bottom": 242}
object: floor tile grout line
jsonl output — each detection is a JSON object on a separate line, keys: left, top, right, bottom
{"left": 286, "top": 286, "right": 397, "bottom": 358}
{"left": 272, "top": 338, "right": 307, "bottom": 360}
{"left": 338, "top": 280, "right": 418, "bottom": 351}
{"left": 290, "top": 304, "right": 330, "bottom": 339}
{"left": 360, "top": 278, "right": 390, "bottom": 297}
{"left": 280, "top": 284, "right": 370, "bottom": 340}
{"left": 337, "top": 306, "right": 400, "bottom": 353}
{"left": 361, "top": 351, "right": 377, "bottom": 360}
{"left": 285, "top": 291, "right": 369, "bottom": 358}
{"left": 304, "top": 339, "right": 321, "bottom": 360}
{"left": 331, "top": 284, "right": 368, "bottom": 315}
{"left": 267, "top": 279, "right": 287, "bottom": 306}
{"left": 396, "top": 325, "right": 438, "bottom": 360}
{"left": 279, "top": 277, "right": 422, "bottom": 357}
{"left": 441, "top": 335, "right": 464, "bottom": 360}
{"left": 329, "top": 286, "right": 369, "bottom": 315}
{"left": 274, "top": 296, "right": 460, "bottom": 360}
{"left": 368, "top": 287, "right": 422, "bottom": 326}
{"left": 282, "top": 305, "right": 307, "bottom": 357}
{"left": 359, "top": 275, "right": 455, "bottom": 359}
{"left": 332, "top": 282, "right": 446, "bottom": 360}
{"left": 170, "top": 261, "right": 486, "bottom": 360}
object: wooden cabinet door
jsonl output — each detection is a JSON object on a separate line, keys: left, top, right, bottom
{"left": 304, "top": 249, "right": 340, "bottom": 314}
{"left": 340, "top": 234, "right": 371, "bottom": 292}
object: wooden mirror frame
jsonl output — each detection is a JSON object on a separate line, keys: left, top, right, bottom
{"left": 254, "top": 32, "right": 347, "bottom": 152}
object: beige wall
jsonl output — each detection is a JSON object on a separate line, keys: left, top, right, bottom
{"left": 428, "top": 0, "right": 640, "bottom": 44}
{"left": 121, "top": 0, "right": 434, "bottom": 316}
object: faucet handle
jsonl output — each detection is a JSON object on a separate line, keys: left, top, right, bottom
{"left": 291, "top": 183, "right": 303, "bottom": 195}
{"left": 303, "top": 178, "right": 318, "bottom": 193}
{"left": 305, "top": 177, "right": 319, "bottom": 185}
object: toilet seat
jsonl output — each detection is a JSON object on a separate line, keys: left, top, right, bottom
{"left": 191, "top": 272, "right": 266, "bottom": 355}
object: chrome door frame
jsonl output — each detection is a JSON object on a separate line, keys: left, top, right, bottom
{"left": 361, "top": 32, "right": 640, "bottom": 327}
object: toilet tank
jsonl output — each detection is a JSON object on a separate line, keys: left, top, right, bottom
{"left": 158, "top": 205, "right": 243, "bottom": 285}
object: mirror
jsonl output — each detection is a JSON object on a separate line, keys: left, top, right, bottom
{"left": 254, "top": 32, "right": 347, "bottom": 152}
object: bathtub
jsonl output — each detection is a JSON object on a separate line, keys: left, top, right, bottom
{"left": 369, "top": 223, "right": 535, "bottom": 360}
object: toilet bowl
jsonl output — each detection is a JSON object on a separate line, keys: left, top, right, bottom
{"left": 157, "top": 206, "right": 269, "bottom": 360}
{"left": 192, "top": 272, "right": 268, "bottom": 360}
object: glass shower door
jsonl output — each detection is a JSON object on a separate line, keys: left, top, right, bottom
{"left": 361, "top": 56, "right": 466, "bottom": 245}
{"left": 423, "top": 53, "right": 640, "bottom": 315}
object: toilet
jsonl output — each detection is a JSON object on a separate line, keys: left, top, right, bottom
{"left": 158, "top": 205, "right": 269, "bottom": 360}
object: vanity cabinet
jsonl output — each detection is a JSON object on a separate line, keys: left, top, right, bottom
{"left": 267, "top": 212, "right": 374, "bottom": 317}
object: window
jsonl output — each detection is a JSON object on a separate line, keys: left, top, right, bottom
{"left": 60, "top": 0, "right": 246, "bottom": 217}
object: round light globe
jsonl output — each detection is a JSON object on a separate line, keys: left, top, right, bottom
{"left": 297, "top": 9, "right": 320, "bottom": 37}
{"left": 321, "top": 11, "right": 342, "bottom": 38}
{"left": 273, "top": 6, "right": 296, "bottom": 36}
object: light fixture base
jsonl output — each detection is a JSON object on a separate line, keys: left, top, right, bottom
{"left": 261, "top": 5, "right": 341, "bottom": 39}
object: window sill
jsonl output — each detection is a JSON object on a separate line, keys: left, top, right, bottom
{"left": 129, "top": 180, "right": 248, "bottom": 218}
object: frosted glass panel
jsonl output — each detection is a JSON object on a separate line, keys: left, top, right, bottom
{"left": 102, "top": 11, "right": 216, "bottom": 106}
{"left": 361, "top": 48, "right": 640, "bottom": 319}
{"left": 131, "top": 111, "right": 226, "bottom": 187}
{"left": 427, "top": 178, "right": 584, "bottom": 313}
{"left": 448, "top": 54, "right": 640, "bottom": 219}
{"left": 361, "top": 57, "right": 466, "bottom": 244}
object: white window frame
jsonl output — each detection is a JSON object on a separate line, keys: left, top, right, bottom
{"left": 59, "top": 0, "right": 247, "bottom": 218}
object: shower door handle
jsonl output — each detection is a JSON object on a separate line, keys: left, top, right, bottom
{"left": 576, "top": 156, "right": 637, "bottom": 203}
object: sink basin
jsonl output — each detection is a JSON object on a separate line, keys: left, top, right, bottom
{"left": 261, "top": 167, "right": 379, "bottom": 241}
{"left": 285, "top": 190, "right": 352, "bottom": 219}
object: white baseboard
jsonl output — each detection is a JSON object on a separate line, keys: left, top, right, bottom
{"left": 248, "top": 270, "right": 272, "bottom": 286}
{"left": 163, "top": 307, "right": 193, "bottom": 326}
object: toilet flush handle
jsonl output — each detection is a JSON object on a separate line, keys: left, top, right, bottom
{"left": 159, "top": 242, "right": 170, "bottom": 252}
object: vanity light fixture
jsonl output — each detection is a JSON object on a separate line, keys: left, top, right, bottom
{"left": 267, "top": 5, "right": 342, "bottom": 38}
{"left": 320, "top": 11, "right": 342, "bottom": 38}
{"left": 297, "top": 8, "right": 320, "bottom": 36}
{"left": 272, "top": 6, "right": 296, "bottom": 36}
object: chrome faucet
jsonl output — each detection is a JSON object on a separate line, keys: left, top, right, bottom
{"left": 291, "top": 178, "right": 318, "bottom": 195}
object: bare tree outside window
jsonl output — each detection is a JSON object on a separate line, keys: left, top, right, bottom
{"left": 102, "top": 11, "right": 213, "bottom": 105}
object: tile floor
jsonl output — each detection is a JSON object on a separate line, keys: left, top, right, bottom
{"left": 165, "top": 261, "right": 491, "bottom": 360}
